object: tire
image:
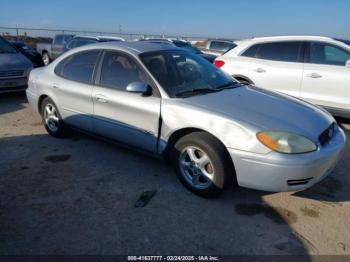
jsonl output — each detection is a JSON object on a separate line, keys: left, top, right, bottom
{"left": 42, "top": 52, "right": 51, "bottom": 66}
{"left": 170, "top": 132, "right": 233, "bottom": 198}
{"left": 40, "top": 97, "right": 67, "bottom": 138}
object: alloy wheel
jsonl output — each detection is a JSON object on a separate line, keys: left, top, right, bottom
{"left": 43, "top": 103, "right": 59, "bottom": 132}
{"left": 179, "top": 146, "right": 215, "bottom": 189}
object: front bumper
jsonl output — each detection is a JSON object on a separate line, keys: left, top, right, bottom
{"left": 228, "top": 126, "right": 346, "bottom": 192}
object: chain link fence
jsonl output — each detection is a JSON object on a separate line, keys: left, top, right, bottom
{"left": 0, "top": 26, "right": 212, "bottom": 47}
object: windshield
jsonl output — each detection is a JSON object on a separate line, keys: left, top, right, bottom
{"left": 140, "top": 50, "right": 239, "bottom": 98}
{"left": 174, "top": 41, "right": 202, "bottom": 54}
{"left": 0, "top": 37, "right": 17, "bottom": 53}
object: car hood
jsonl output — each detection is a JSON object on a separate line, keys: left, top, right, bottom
{"left": 181, "top": 85, "right": 334, "bottom": 141}
{"left": 0, "top": 52, "right": 33, "bottom": 71}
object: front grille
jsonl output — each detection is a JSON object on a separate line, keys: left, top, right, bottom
{"left": 319, "top": 123, "right": 335, "bottom": 146}
{"left": 0, "top": 85, "right": 27, "bottom": 93}
{"left": 0, "top": 70, "right": 25, "bottom": 78}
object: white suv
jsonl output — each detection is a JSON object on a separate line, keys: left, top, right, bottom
{"left": 214, "top": 36, "right": 350, "bottom": 118}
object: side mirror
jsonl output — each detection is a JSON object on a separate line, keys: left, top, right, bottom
{"left": 346, "top": 59, "right": 350, "bottom": 67}
{"left": 126, "top": 81, "right": 151, "bottom": 95}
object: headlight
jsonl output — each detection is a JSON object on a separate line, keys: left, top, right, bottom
{"left": 256, "top": 131, "right": 317, "bottom": 154}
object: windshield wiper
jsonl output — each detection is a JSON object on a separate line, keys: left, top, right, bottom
{"left": 215, "top": 82, "right": 245, "bottom": 90}
{"left": 175, "top": 88, "right": 219, "bottom": 98}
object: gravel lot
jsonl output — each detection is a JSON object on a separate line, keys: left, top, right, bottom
{"left": 0, "top": 92, "right": 350, "bottom": 256}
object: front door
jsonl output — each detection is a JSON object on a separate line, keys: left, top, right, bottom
{"left": 92, "top": 50, "right": 161, "bottom": 153}
{"left": 301, "top": 41, "right": 350, "bottom": 115}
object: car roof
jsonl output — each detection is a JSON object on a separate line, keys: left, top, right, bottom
{"left": 237, "top": 35, "right": 334, "bottom": 44}
{"left": 68, "top": 41, "right": 182, "bottom": 55}
{"left": 72, "top": 35, "right": 124, "bottom": 41}
{"left": 222, "top": 35, "right": 350, "bottom": 57}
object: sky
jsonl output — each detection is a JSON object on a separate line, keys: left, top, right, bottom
{"left": 1, "top": 0, "right": 349, "bottom": 39}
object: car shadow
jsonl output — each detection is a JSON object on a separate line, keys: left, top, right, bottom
{"left": 0, "top": 92, "right": 27, "bottom": 115}
{"left": 0, "top": 132, "right": 311, "bottom": 257}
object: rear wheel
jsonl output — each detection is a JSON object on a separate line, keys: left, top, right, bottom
{"left": 42, "top": 52, "right": 51, "bottom": 66}
{"left": 171, "top": 132, "right": 232, "bottom": 197}
{"left": 41, "top": 97, "right": 67, "bottom": 138}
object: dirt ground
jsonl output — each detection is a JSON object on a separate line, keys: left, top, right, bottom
{"left": 0, "top": 92, "right": 350, "bottom": 256}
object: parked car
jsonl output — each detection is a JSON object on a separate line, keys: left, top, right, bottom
{"left": 63, "top": 35, "right": 125, "bottom": 52}
{"left": 214, "top": 36, "right": 350, "bottom": 118}
{"left": 26, "top": 41, "right": 345, "bottom": 197}
{"left": 36, "top": 34, "right": 74, "bottom": 65}
{"left": 202, "top": 39, "right": 237, "bottom": 56}
{"left": 0, "top": 37, "right": 32, "bottom": 93}
{"left": 11, "top": 41, "right": 44, "bottom": 67}
{"left": 140, "top": 38, "right": 217, "bottom": 62}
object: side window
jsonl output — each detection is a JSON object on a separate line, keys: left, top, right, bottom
{"left": 309, "top": 42, "right": 350, "bottom": 66}
{"left": 241, "top": 44, "right": 260, "bottom": 58}
{"left": 99, "top": 51, "right": 147, "bottom": 91}
{"left": 255, "top": 42, "right": 302, "bottom": 62}
{"left": 55, "top": 50, "right": 100, "bottom": 84}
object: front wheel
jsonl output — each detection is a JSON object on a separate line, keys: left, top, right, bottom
{"left": 41, "top": 97, "right": 67, "bottom": 138}
{"left": 171, "top": 132, "right": 233, "bottom": 197}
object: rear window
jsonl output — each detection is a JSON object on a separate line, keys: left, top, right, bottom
{"left": 75, "top": 39, "right": 97, "bottom": 48}
{"left": 55, "top": 50, "right": 100, "bottom": 84}
{"left": 255, "top": 42, "right": 302, "bottom": 62}
{"left": 209, "top": 41, "right": 235, "bottom": 52}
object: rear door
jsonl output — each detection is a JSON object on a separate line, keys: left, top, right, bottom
{"left": 53, "top": 50, "right": 100, "bottom": 132}
{"left": 248, "top": 41, "right": 304, "bottom": 97}
{"left": 92, "top": 50, "right": 161, "bottom": 153}
{"left": 301, "top": 41, "right": 350, "bottom": 114}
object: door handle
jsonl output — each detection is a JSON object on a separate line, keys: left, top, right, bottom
{"left": 52, "top": 83, "right": 60, "bottom": 89}
{"left": 95, "top": 94, "right": 108, "bottom": 103}
{"left": 254, "top": 68, "right": 266, "bottom": 73}
{"left": 307, "top": 72, "right": 322, "bottom": 78}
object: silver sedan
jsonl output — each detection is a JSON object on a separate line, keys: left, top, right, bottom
{"left": 26, "top": 41, "right": 346, "bottom": 197}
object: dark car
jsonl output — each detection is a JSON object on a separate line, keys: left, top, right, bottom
{"left": 63, "top": 35, "right": 125, "bottom": 53}
{"left": 139, "top": 39, "right": 217, "bottom": 63}
{"left": 0, "top": 37, "right": 32, "bottom": 93}
{"left": 11, "top": 42, "right": 44, "bottom": 67}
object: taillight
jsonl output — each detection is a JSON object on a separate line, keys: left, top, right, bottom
{"left": 214, "top": 60, "right": 225, "bottom": 68}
